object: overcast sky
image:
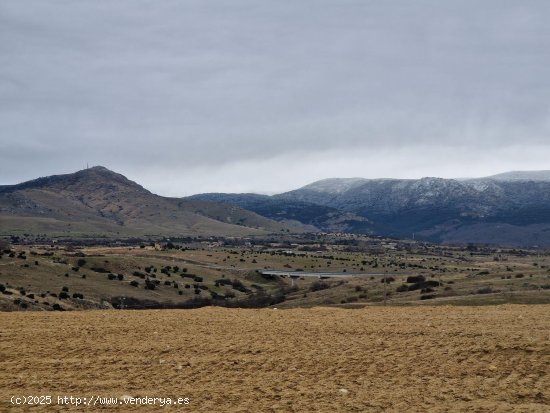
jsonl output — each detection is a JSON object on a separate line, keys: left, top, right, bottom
{"left": 1, "top": 1, "right": 549, "bottom": 196}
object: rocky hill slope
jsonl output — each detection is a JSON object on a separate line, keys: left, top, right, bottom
{"left": 0, "top": 167, "right": 301, "bottom": 237}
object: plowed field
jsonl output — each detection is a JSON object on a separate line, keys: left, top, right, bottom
{"left": 1, "top": 305, "right": 549, "bottom": 412}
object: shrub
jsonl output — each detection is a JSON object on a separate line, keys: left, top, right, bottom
{"left": 130, "top": 280, "right": 139, "bottom": 287}
{"left": 396, "top": 285, "right": 408, "bottom": 292}
{"left": 408, "top": 280, "right": 440, "bottom": 291}
{"left": 58, "top": 291, "right": 70, "bottom": 299}
{"left": 420, "top": 294, "right": 436, "bottom": 300}
{"left": 117, "top": 274, "right": 124, "bottom": 281}
{"left": 72, "top": 293, "right": 84, "bottom": 299}
{"left": 107, "top": 273, "right": 117, "bottom": 280}
{"left": 52, "top": 303, "right": 64, "bottom": 311}
{"left": 91, "top": 267, "right": 109, "bottom": 273}
{"left": 406, "top": 275, "right": 425, "bottom": 283}
{"left": 231, "top": 279, "right": 249, "bottom": 293}
{"left": 310, "top": 281, "right": 330, "bottom": 292}
{"left": 477, "top": 287, "right": 493, "bottom": 294}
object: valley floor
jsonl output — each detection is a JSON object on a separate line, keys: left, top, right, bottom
{"left": 1, "top": 305, "right": 549, "bottom": 412}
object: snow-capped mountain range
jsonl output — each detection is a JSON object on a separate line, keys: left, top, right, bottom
{"left": 191, "top": 171, "right": 550, "bottom": 246}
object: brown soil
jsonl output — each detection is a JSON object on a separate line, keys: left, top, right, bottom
{"left": 1, "top": 305, "right": 549, "bottom": 412}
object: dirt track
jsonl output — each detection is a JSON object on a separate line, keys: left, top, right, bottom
{"left": 1, "top": 305, "right": 549, "bottom": 412}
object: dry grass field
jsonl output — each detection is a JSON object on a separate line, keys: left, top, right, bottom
{"left": 2, "top": 242, "right": 550, "bottom": 311}
{"left": 1, "top": 305, "right": 549, "bottom": 412}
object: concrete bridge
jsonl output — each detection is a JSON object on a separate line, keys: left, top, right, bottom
{"left": 259, "top": 270, "right": 385, "bottom": 287}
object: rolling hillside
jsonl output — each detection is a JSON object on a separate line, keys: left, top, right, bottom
{"left": 188, "top": 193, "right": 372, "bottom": 233}
{"left": 0, "top": 166, "right": 301, "bottom": 237}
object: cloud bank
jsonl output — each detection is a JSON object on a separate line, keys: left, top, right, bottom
{"left": 1, "top": 0, "right": 549, "bottom": 195}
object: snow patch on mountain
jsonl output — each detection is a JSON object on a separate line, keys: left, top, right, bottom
{"left": 299, "top": 178, "right": 368, "bottom": 194}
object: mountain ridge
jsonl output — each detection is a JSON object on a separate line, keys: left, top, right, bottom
{"left": 2, "top": 167, "right": 550, "bottom": 246}
{"left": 0, "top": 166, "right": 303, "bottom": 237}
{"left": 190, "top": 170, "right": 550, "bottom": 247}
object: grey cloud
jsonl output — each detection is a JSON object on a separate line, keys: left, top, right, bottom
{"left": 1, "top": 0, "right": 549, "bottom": 193}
